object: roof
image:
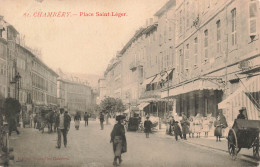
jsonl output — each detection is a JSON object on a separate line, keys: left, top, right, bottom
{"left": 154, "top": 0, "right": 176, "bottom": 17}
{"left": 16, "top": 44, "right": 58, "bottom": 77}
{"left": 119, "top": 27, "right": 145, "bottom": 55}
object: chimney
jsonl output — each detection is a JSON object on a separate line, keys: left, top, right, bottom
{"left": 146, "top": 19, "right": 149, "bottom": 27}
{"left": 149, "top": 18, "right": 153, "bottom": 25}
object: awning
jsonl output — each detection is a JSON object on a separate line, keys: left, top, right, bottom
{"left": 151, "top": 69, "right": 174, "bottom": 84}
{"left": 138, "top": 102, "right": 150, "bottom": 110}
{"left": 142, "top": 75, "right": 156, "bottom": 86}
{"left": 218, "top": 75, "right": 260, "bottom": 120}
{"left": 161, "top": 78, "right": 223, "bottom": 98}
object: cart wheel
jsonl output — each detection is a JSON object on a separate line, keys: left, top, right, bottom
{"left": 227, "top": 129, "right": 238, "bottom": 160}
{"left": 253, "top": 137, "right": 259, "bottom": 159}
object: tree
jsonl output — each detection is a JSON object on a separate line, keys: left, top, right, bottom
{"left": 3, "top": 98, "right": 21, "bottom": 119}
{"left": 100, "top": 97, "right": 125, "bottom": 115}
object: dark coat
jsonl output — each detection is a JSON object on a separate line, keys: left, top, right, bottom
{"left": 180, "top": 118, "right": 190, "bottom": 135}
{"left": 74, "top": 114, "right": 81, "bottom": 121}
{"left": 214, "top": 120, "right": 223, "bottom": 137}
{"left": 111, "top": 123, "right": 127, "bottom": 154}
{"left": 173, "top": 120, "right": 182, "bottom": 136}
{"left": 144, "top": 120, "right": 152, "bottom": 133}
{"left": 237, "top": 113, "right": 246, "bottom": 119}
{"left": 84, "top": 114, "right": 89, "bottom": 121}
{"left": 56, "top": 113, "right": 71, "bottom": 130}
{"left": 100, "top": 114, "right": 104, "bottom": 122}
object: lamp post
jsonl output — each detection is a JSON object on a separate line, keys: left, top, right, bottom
{"left": 160, "top": 70, "right": 170, "bottom": 118}
{"left": 10, "top": 72, "right": 21, "bottom": 100}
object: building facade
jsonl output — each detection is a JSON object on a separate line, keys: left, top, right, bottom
{"left": 101, "top": 0, "right": 260, "bottom": 125}
{"left": 57, "top": 78, "right": 92, "bottom": 115}
{"left": 0, "top": 16, "right": 59, "bottom": 115}
{"left": 160, "top": 0, "right": 260, "bottom": 125}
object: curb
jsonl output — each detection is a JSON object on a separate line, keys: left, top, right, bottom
{"left": 182, "top": 140, "right": 259, "bottom": 166}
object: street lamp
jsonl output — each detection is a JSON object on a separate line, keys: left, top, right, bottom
{"left": 10, "top": 72, "right": 21, "bottom": 100}
{"left": 160, "top": 70, "right": 170, "bottom": 118}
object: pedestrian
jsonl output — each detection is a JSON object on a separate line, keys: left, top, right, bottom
{"left": 84, "top": 112, "right": 90, "bottom": 126}
{"left": 189, "top": 117, "right": 195, "bottom": 138}
{"left": 194, "top": 113, "right": 202, "bottom": 138}
{"left": 110, "top": 115, "right": 127, "bottom": 166}
{"left": 7, "top": 115, "right": 20, "bottom": 136}
{"left": 168, "top": 116, "right": 174, "bottom": 135}
{"left": 74, "top": 111, "right": 81, "bottom": 130}
{"left": 53, "top": 111, "right": 59, "bottom": 132}
{"left": 218, "top": 111, "right": 228, "bottom": 137}
{"left": 214, "top": 116, "right": 223, "bottom": 142}
{"left": 100, "top": 112, "right": 105, "bottom": 130}
{"left": 180, "top": 113, "right": 190, "bottom": 140}
{"left": 172, "top": 116, "right": 182, "bottom": 141}
{"left": 56, "top": 108, "right": 71, "bottom": 149}
{"left": 237, "top": 107, "right": 247, "bottom": 119}
{"left": 202, "top": 117, "right": 210, "bottom": 137}
{"left": 144, "top": 116, "right": 152, "bottom": 138}
{"left": 33, "top": 113, "right": 38, "bottom": 129}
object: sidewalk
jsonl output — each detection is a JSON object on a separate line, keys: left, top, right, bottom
{"left": 153, "top": 126, "right": 260, "bottom": 165}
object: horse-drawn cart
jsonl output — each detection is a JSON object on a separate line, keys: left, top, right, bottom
{"left": 227, "top": 119, "right": 260, "bottom": 160}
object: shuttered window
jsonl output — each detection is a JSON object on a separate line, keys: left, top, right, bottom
{"left": 194, "top": 37, "right": 198, "bottom": 66}
{"left": 216, "top": 20, "right": 221, "bottom": 54}
{"left": 185, "top": 44, "right": 189, "bottom": 69}
{"left": 204, "top": 30, "right": 208, "bottom": 60}
{"left": 249, "top": 1, "right": 257, "bottom": 36}
{"left": 231, "top": 8, "right": 237, "bottom": 46}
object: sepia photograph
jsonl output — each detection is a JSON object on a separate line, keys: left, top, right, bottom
{"left": 0, "top": 0, "right": 260, "bottom": 166}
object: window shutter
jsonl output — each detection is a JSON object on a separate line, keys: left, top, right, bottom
{"left": 249, "top": 1, "right": 257, "bottom": 36}
{"left": 249, "top": 19, "right": 257, "bottom": 35}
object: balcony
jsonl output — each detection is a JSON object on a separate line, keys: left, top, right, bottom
{"left": 129, "top": 61, "right": 144, "bottom": 71}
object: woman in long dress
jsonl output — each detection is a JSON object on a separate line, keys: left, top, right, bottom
{"left": 202, "top": 117, "right": 210, "bottom": 137}
{"left": 194, "top": 113, "right": 202, "bottom": 138}
{"left": 214, "top": 116, "right": 223, "bottom": 142}
{"left": 110, "top": 115, "right": 127, "bottom": 166}
{"left": 74, "top": 112, "right": 81, "bottom": 130}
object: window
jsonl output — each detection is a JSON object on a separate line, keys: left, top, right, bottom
{"left": 179, "top": 10, "right": 183, "bottom": 35}
{"left": 186, "top": 1, "right": 190, "bottom": 29}
{"left": 179, "top": 49, "right": 184, "bottom": 73}
{"left": 231, "top": 8, "right": 237, "bottom": 46}
{"left": 185, "top": 44, "right": 189, "bottom": 69}
{"left": 216, "top": 20, "right": 221, "bottom": 54}
{"left": 204, "top": 30, "right": 208, "bottom": 60}
{"left": 194, "top": 37, "right": 198, "bottom": 66}
{"left": 249, "top": 0, "right": 257, "bottom": 36}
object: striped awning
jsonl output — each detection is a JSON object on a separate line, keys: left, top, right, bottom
{"left": 142, "top": 75, "right": 156, "bottom": 86}
{"left": 138, "top": 102, "right": 150, "bottom": 110}
{"left": 161, "top": 78, "right": 223, "bottom": 98}
{"left": 218, "top": 75, "right": 260, "bottom": 120}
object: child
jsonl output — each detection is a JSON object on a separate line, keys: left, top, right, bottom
{"left": 189, "top": 117, "right": 195, "bottom": 138}
{"left": 144, "top": 116, "right": 152, "bottom": 138}
{"left": 202, "top": 117, "right": 210, "bottom": 137}
{"left": 194, "top": 113, "right": 202, "bottom": 138}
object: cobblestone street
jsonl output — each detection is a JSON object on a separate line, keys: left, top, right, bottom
{"left": 8, "top": 120, "right": 256, "bottom": 167}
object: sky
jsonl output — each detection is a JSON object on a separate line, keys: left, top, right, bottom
{"left": 0, "top": 0, "right": 168, "bottom": 76}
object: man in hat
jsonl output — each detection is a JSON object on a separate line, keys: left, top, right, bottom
{"left": 144, "top": 116, "right": 152, "bottom": 138}
{"left": 110, "top": 115, "right": 127, "bottom": 166}
{"left": 56, "top": 108, "right": 71, "bottom": 149}
{"left": 100, "top": 112, "right": 105, "bottom": 130}
{"left": 237, "top": 107, "right": 247, "bottom": 119}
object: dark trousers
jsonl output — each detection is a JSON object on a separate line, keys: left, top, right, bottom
{"left": 100, "top": 121, "right": 104, "bottom": 130}
{"left": 34, "top": 121, "right": 37, "bottom": 128}
{"left": 85, "top": 120, "right": 88, "bottom": 126}
{"left": 57, "top": 128, "right": 67, "bottom": 147}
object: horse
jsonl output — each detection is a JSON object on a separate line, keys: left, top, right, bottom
{"left": 40, "top": 110, "right": 55, "bottom": 133}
